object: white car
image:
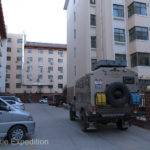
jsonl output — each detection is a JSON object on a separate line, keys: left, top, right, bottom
{"left": 39, "top": 99, "right": 48, "bottom": 104}
{"left": 5, "top": 100, "right": 25, "bottom": 110}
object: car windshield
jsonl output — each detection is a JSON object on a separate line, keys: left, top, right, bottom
{"left": 6, "top": 101, "right": 16, "bottom": 105}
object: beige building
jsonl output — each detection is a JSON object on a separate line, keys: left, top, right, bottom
{"left": 6, "top": 33, "right": 67, "bottom": 102}
{"left": 64, "top": 0, "right": 150, "bottom": 100}
{"left": 0, "top": 0, "right": 7, "bottom": 93}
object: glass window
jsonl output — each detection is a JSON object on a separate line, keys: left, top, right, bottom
{"left": 49, "top": 50, "right": 54, "bottom": 54}
{"left": 27, "top": 85, "right": 32, "bottom": 89}
{"left": 27, "top": 66, "right": 33, "bottom": 72}
{"left": 38, "top": 66, "right": 43, "bottom": 72}
{"left": 27, "top": 74, "right": 32, "bottom": 80}
{"left": 6, "top": 83, "right": 10, "bottom": 88}
{"left": 17, "top": 57, "right": 22, "bottom": 62}
{"left": 48, "top": 58, "right": 54, "bottom": 64}
{"left": 7, "top": 47, "right": 11, "bottom": 52}
{"left": 16, "top": 65, "right": 22, "bottom": 70}
{"left": 115, "top": 54, "right": 126, "bottom": 61}
{"left": 91, "top": 59, "right": 97, "bottom": 71}
{"left": 48, "top": 85, "right": 53, "bottom": 88}
{"left": 38, "top": 75, "right": 43, "bottom": 80}
{"left": 48, "top": 67, "right": 53, "bottom": 72}
{"left": 7, "top": 56, "right": 11, "bottom": 61}
{"left": 28, "top": 49, "right": 32, "bottom": 53}
{"left": 6, "top": 65, "right": 11, "bottom": 70}
{"left": 27, "top": 57, "right": 33, "bottom": 62}
{"left": 16, "top": 74, "right": 22, "bottom": 79}
{"left": 17, "top": 48, "right": 22, "bottom": 53}
{"left": 91, "top": 36, "right": 96, "bottom": 48}
{"left": 16, "top": 83, "right": 21, "bottom": 88}
{"left": 38, "top": 57, "right": 43, "bottom": 62}
{"left": 58, "top": 84, "right": 63, "bottom": 89}
{"left": 48, "top": 75, "right": 53, "bottom": 80}
{"left": 58, "top": 75, "right": 63, "bottom": 80}
{"left": 114, "top": 28, "right": 125, "bottom": 42}
{"left": 58, "top": 67, "right": 63, "bottom": 73}
{"left": 58, "top": 50, "right": 63, "bottom": 56}
{"left": 7, "top": 38, "right": 12, "bottom": 42}
{"left": 38, "top": 49, "right": 43, "bottom": 54}
{"left": 128, "top": 2, "right": 147, "bottom": 17}
{"left": 129, "top": 26, "right": 148, "bottom": 42}
{"left": 58, "top": 58, "right": 63, "bottom": 63}
{"left": 6, "top": 74, "right": 10, "bottom": 79}
{"left": 90, "top": 0, "right": 95, "bottom": 5}
{"left": 113, "top": 4, "right": 124, "bottom": 17}
{"left": 17, "top": 39, "right": 22, "bottom": 43}
{"left": 90, "top": 14, "right": 96, "bottom": 26}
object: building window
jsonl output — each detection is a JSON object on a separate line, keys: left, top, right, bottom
{"left": 48, "top": 85, "right": 53, "bottom": 88}
{"left": 58, "top": 50, "right": 63, "bottom": 56}
{"left": 27, "top": 85, "right": 32, "bottom": 89}
{"left": 27, "top": 66, "right": 33, "bottom": 72}
{"left": 115, "top": 54, "right": 126, "bottom": 61}
{"left": 48, "top": 75, "right": 53, "bottom": 80}
{"left": 128, "top": 2, "right": 147, "bottom": 17}
{"left": 113, "top": 4, "right": 124, "bottom": 18}
{"left": 38, "top": 57, "right": 43, "bottom": 62}
{"left": 58, "top": 58, "right": 63, "bottom": 63}
{"left": 17, "top": 48, "right": 22, "bottom": 53}
{"left": 38, "top": 75, "right": 43, "bottom": 80}
{"left": 17, "top": 39, "right": 22, "bottom": 43}
{"left": 27, "top": 57, "right": 33, "bottom": 62}
{"left": 16, "top": 74, "right": 22, "bottom": 79}
{"left": 38, "top": 49, "right": 43, "bottom": 54}
{"left": 90, "top": 14, "right": 96, "bottom": 26}
{"left": 48, "top": 58, "right": 54, "bottom": 64}
{"left": 58, "top": 75, "right": 63, "bottom": 80}
{"left": 91, "top": 59, "right": 97, "bottom": 71}
{"left": 48, "top": 67, "right": 53, "bottom": 72}
{"left": 91, "top": 36, "right": 96, "bottom": 48}
{"left": 27, "top": 74, "right": 32, "bottom": 80}
{"left": 131, "top": 52, "right": 150, "bottom": 67}
{"left": 90, "top": 0, "right": 95, "bottom": 5}
{"left": 6, "top": 74, "right": 10, "bottom": 79}
{"left": 16, "top": 83, "right": 21, "bottom": 88}
{"left": 16, "top": 65, "right": 22, "bottom": 70}
{"left": 7, "top": 38, "right": 12, "bottom": 42}
{"left": 6, "top": 65, "right": 11, "bottom": 70}
{"left": 49, "top": 50, "right": 54, "bottom": 54}
{"left": 17, "top": 57, "right": 22, "bottom": 62}
{"left": 114, "top": 28, "right": 125, "bottom": 42}
{"left": 28, "top": 49, "right": 32, "bottom": 53}
{"left": 6, "top": 83, "right": 10, "bottom": 88}
{"left": 58, "top": 67, "right": 63, "bottom": 73}
{"left": 38, "top": 66, "right": 43, "bottom": 72}
{"left": 129, "top": 26, "right": 148, "bottom": 42}
{"left": 7, "top": 56, "right": 11, "bottom": 61}
{"left": 7, "top": 47, "right": 11, "bottom": 52}
{"left": 74, "top": 29, "right": 76, "bottom": 39}
{"left": 58, "top": 84, "right": 63, "bottom": 89}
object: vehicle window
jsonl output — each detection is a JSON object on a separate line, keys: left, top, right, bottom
{"left": 1, "top": 96, "right": 15, "bottom": 101}
{"left": 0, "top": 100, "right": 7, "bottom": 110}
{"left": 6, "top": 101, "right": 15, "bottom": 105}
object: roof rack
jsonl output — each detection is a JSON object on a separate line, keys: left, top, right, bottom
{"left": 94, "top": 60, "right": 127, "bottom": 70}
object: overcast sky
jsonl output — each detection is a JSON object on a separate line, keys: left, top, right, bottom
{"left": 1, "top": 0, "right": 67, "bottom": 44}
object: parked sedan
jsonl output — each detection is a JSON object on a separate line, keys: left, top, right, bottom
{"left": 0, "top": 96, "right": 22, "bottom": 103}
{"left": 39, "top": 98, "right": 48, "bottom": 104}
{"left": 5, "top": 100, "right": 25, "bottom": 110}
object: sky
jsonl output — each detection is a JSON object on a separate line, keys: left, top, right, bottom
{"left": 1, "top": 0, "right": 67, "bottom": 44}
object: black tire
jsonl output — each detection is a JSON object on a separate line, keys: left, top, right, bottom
{"left": 81, "top": 112, "right": 89, "bottom": 132}
{"left": 105, "top": 82, "right": 130, "bottom": 107}
{"left": 7, "top": 126, "right": 26, "bottom": 143}
{"left": 116, "top": 120, "right": 128, "bottom": 130}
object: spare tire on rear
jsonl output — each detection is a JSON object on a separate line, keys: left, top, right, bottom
{"left": 105, "top": 82, "right": 130, "bottom": 107}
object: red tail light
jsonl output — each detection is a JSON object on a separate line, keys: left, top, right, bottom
{"left": 91, "top": 107, "right": 98, "bottom": 112}
{"left": 132, "top": 106, "right": 139, "bottom": 111}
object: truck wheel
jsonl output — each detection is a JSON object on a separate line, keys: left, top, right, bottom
{"left": 69, "top": 110, "right": 75, "bottom": 121}
{"left": 81, "top": 112, "right": 89, "bottom": 132}
{"left": 7, "top": 125, "right": 26, "bottom": 143}
{"left": 116, "top": 120, "right": 128, "bottom": 130}
{"left": 105, "top": 82, "right": 130, "bottom": 107}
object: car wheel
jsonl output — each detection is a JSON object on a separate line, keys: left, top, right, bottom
{"left": 7, "top": 126, "right": 26, "bottom": 143}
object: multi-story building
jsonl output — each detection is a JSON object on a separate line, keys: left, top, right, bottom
{"left": 0, "top": 0, "right": 7, "bottom": 93}
{"left": 64, "top": 0, "right": 150, "bottom": 100}
{"left": 6, "top": 33, "right": 67, "bottom": 102}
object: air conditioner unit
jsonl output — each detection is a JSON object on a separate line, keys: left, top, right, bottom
{"left": 50, "top": 79, "right": 53, "bottom": 82}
